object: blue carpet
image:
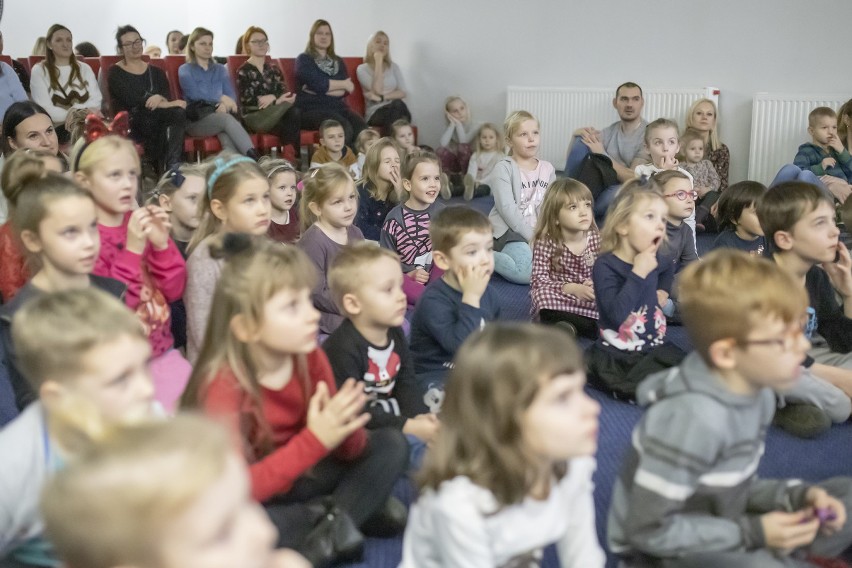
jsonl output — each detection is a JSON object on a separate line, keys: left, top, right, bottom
{"left": 344, "top": 198, "right": 852, "bottom": 567}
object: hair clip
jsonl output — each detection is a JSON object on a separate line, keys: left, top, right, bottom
{"left": 309, "top": 166, "right": 321, "bottom": 179}
{"left": 84, "top": 111, "right": 130, "bottom": 143}
{"left": 207, "top": 156, "right": 255, "bottom": 198}
{"left": 166, "top": 168, "right": 186, "bottom": 188}
{"left": 266, "top": 163, "right": 296, "bottom": 179}
{"left": 637, "top": 174, "right": 650, "bottom": 187}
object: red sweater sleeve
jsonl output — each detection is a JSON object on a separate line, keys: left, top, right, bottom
{"left": 0, "top": 224, "right": 28, "bottom": 302}
{"left": 144, "top": 239, "right": 187, "bottom": 303}
{"left": 94, "top": 241, "right": 145, "bottom": 309}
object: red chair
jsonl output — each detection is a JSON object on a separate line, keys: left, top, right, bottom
{"left": 0, "top": 55, "right": 12, "bottom": 67}
{"left": 278, "top": 57, "right": 320, "bottom": 154}
{"left": 16, "top": 57, "right": 30, "bottom": 73}
{"left": 97, "top": 55, "right": 149, "bottom": 117}
{"left": 82, "top": 57, "right": 100, "bottom": 79}
{"left": 341, "top": 57, "right": 366, "bottom": 118}
{"left": 162, "top": 55, "right": 221, "bottom": 161}
{"left": 27, "top": 55, "right": 44, "bottom": 69}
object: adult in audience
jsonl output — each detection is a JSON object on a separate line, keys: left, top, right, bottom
{"left": 356, "top": 31, "right": 411, "bottom": 133}
{"left": 237, "top": 26, "right": 301, "bottom": 160}
{"left": 839, "top": 98, "right": 852, "bottom": 150}
{"left": 0, "top": 60, "right": 27, "bottom": 124}
{"left": 31, "top": 37, "right": 46, "bottom": 56}
{"left": 295, "top": 19, "right": 366, "bottom": 146}
{"left": 30, "top": 24, "right": 102, "bottom": 145}
{"left": 179, "top": 27, "right": 257, "bottom": 159}
{"left": 565, "top": 81, "right": 649, "bottom": 216}
{"left": 3, "top": 102, "right": 63, "bottom": 163}
{"left": 165, "top": 30, "right": 184, "bottom": 55}
{"left": 685, "top": 98, "right": 729, "bottom": 190}
{"left": 0, "top": 31, "right": 30, "bottom": 93}
{"left": 108, "top": 25, "right": 186, "bottom": 175}
{"left": 74, "top": 41, "right": 100, "bottom": 58}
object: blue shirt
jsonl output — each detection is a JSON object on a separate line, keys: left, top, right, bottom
{"left": 0, "top": 62, "right": 28, "bottom": 123}
{"left": 178, "top": 62, "right": 235, "bottom": 104}
{"left": 409, "top": 278, "right": 500, "bottom": 391}
{"left": 712, "top": 229, "right": 766, "bottom": 256}
{"left": 593, "top": 252, "right": 670, "bottom": 353}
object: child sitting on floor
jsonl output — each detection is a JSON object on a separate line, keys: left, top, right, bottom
{"left": 679, "top": 128, "right": 721, "bottom": 230}
{"left": 310, "top": 119, "right": 358, "bottom": 170}
{"left": 609, "top": 249, "right": 852, "bottom": 567}
{"left": 712, "top": 180, "right": 767, "bottom": 256}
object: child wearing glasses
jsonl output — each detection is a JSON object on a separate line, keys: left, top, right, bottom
{"left": 652, "top": 170, "right": 699, "bottom": 320}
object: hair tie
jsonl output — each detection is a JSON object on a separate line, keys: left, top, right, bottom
{"left": 207, "top": 156, "right": 255, "bottom": 198}
{"left": 73, "top": 111, "right": 131, "bottom": 172}
{"left": 637, "top": 174, "right": 650, "bottom": 187}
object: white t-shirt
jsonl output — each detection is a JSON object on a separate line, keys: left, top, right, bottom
{"left": 401, "top": 457, "right": 605, "bottom": 568}
{"left": 519, "top": 159, "right": 556, "bottom": 229}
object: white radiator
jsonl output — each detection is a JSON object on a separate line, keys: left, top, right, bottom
{"left": 749, "top": 93, "right": 850, "bottom": 185}
{"left": 505, "top": 86, "right": 719, "bottom": 169}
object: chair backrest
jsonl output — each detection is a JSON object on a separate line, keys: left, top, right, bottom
{"left": 28, "top": 55, "right": 45, "bottom": 69}
{"left": 163, "top": 55, "right": 186, "bottom": 99}
{"left": 341, "top": 57, "right": 365, "bottom": 117}
{"left": 16, "top": 57, "right": 30, "bottom": 73}
{"left": 0, "top": 55, "right": 12, "bottom": 68}
{"left": 82, "top": 57, "right": 100, "bottom": 79}
{"left": 277, "top": 58, "right": 297, "bottom": 97}
{"left": 226, "top": 55, "right": 249, "bottom": 112}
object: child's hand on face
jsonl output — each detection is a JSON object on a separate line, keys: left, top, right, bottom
{"left": 445, "top": 111, "right": 459, "bottom": 125}
{"left": 307, "top": 379, "right": 371, "bottom": 450}
{"left": 632, "top": 243, "right": 659, "bottom": 279}
{"left": 829, "top": 135, "right": 846, "bottom": 153}
{"left": 388, "top": 165, "right": 401, "bottom": 190}
{"left": 822, "top": 157, "right": 838, "bottom": 170}
{"left": 654, "top": 154, "right": 679, "bottom": 170}
{"left": 407, "top": 267, "right": 429, "bottom": 284}
{"left": 695, "top": 185, "right": 710, "bottom": 198}
{"left": 822, "top": 241, "right": 852, "bottom": 299}
{"left": 457, "top": 263, "right": 491, "bottom": 306}
{"left": 403, "top": 413, "right": 440, "bottom": 442}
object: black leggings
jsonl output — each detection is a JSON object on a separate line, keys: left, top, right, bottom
{"left": 276, "top": 106, "right": 302, "bottom": 152}
{"left": 299, "top": 107, "right": 367, "bottom": 147}
{"left": 131, "top": 106, "right": 187, "bottom": 174}
{"left": 264, "top": 427, "right": 408, "bottom": 548}
{"left": 539, "top": 309, "right": 599, "bottom": 340}
{"left": 367, "top": 99, "right": 411, "bottom": 135}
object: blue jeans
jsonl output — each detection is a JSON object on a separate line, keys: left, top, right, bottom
{"left": 493, "top": 241, "right": 532, "bottom": 284}
{"left": 771, "top": 164, "right": 832, "bottom": 200}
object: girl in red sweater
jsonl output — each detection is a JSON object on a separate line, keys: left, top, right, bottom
{"left": 73, "top": 131, "right": 189, "bottom": 412}
{"left": 181, "top": 235, "right": 408, "bottom": 567}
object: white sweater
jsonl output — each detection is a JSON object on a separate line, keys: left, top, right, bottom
{"left": 401, "top": 457, "right": 605, "bottom": 568}
{"left": 30, "top": 61, "right": 102, "bottom": 124}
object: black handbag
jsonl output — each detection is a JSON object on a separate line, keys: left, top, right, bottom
{"left": 186, "top": 100, "right": 218, "bottom": 122}
{"left": 298, "top": 497, "right": 364, "bottom": 568}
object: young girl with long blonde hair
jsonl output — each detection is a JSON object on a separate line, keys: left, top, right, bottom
{"left": 530, "top": 179, "right": 600, "bottom": 339}
{"left": 489, "top": 110, "right": 556, "bottom": 284}
{"left": 181, "top": 235, "right": 408, "bottom": 566}
{"left": 73, "top": 133, "right": 189, "bottom": 411}
{"left": 298, "top": 163, "right": 364, "bottom": 334}
{"left": 402, "top": 323, "right": 604, "bottom": 567}
{"left": 586, "top": 178, "right": 685, "bottom": 400}
{"left": 355, "top": 137, "right": 401, "bottom": 241}
{"left": 184, "top": 155, "right": 270, "bottom": 363}
{"left": 463, "top": 122, "right": 504, "bottom": 200}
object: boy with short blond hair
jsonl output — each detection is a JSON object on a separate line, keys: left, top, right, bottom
{"left": 609, "top": 249, "right": 852, "bottom": 566}
{"left": 310, "top": 119, "right": 358, "bottom": 170}
{"left": 408, "top": 207, "right": 500, "bottom": 403}
{"left": 0, "top": 288, "right": 156, "bottom": 565}
{"left": 324, "top": 243, "right": 437, "bottom": 443}
{"left": 758, "top": 181, "right": 852, "bottom": 436}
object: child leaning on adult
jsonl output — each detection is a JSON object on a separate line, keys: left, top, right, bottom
{"left": 108, "top": 25, "right": 187, "bottom": 176}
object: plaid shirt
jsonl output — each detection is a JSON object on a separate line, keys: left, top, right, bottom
{"left": 794, "top": 142, "right": 852, "bottom": 182}
{"left": 530, "top": 232, "right": 601, "bottom": 320}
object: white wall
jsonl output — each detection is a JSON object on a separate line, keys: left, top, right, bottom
{"left": 5, "top": 0, "right": 851, "bottom": 182}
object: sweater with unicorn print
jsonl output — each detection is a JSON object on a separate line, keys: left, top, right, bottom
{"left": 592, "top": 252, "right": 671, "bottom": 353}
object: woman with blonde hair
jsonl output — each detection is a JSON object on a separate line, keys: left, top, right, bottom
{"left": 356, "top": 31, "right": 411, "bottom": 133}
{"left": 685, "top": 98, "right": 730, "bottom": 190}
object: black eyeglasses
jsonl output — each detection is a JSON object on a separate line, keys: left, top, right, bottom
{"left": 663, "top": 190, "right": 698, "bottom": 201}
{"left": 121, "top": 38, "right": 146, "bottom": 49}
{"left": 739, "top": 322, "right": 807, "bottom": 351}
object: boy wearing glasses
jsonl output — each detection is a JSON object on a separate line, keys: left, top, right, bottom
{"left": 757, "top": 181, "right": 852, "bottom": 437}
{"left": 653, "top": 170, "right": 699, "bottom": 319}
{"left": 609, "top": 249, "right": 852, "bottom": 567}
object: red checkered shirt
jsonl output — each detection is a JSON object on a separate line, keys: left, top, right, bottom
{"left": 530, "top": 232, "right": 601, "bottom": 320}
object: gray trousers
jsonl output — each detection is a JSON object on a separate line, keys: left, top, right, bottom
{"left": 781, "top": 342, "right": 852, "bottom": 423}
{"left": 186, "top": 112, "right": 253, "bottom": 154}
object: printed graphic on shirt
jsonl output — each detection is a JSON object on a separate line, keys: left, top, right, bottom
{"left": 750, "top": 242, "right": 765, "bottom": 256}
{"left": 804, "top": 306, "right": 817, "bottom": 340}
{"left": 423, "top": 382, "right": 445, "bottom": 413}
{"left": 601, "top": 306, "right": 666, "bottom": 351}
{"left": 385, "top": 208, "right": 433, "bottom": 269}
{"left": 365, "top": 341, "right": 402, "bottom": 415}
{"left": 135, "top": 271, "right": 170, "bottom": 337}
{"left": 499, "top": 548, "right": 543, "bottom": 568}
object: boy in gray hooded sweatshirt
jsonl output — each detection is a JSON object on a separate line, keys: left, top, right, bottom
{"left": 608, "top": 249, "right": 852, "bottom": 567}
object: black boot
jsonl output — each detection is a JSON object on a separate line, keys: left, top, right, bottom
{"left": 298, "top": 498, "right": 364, "bottom": 568}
